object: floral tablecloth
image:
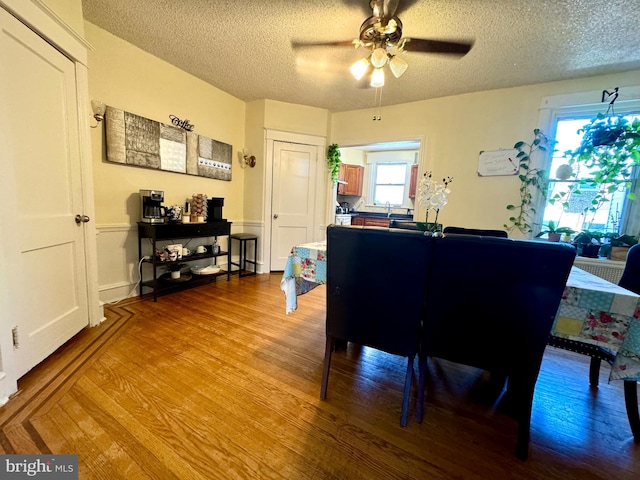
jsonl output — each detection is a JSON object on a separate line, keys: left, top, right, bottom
{"left": 280, "top": 241, "right": 327, "bottom": 314}
{"left": 552, "top": 266, "right": 640, "bottom": 381}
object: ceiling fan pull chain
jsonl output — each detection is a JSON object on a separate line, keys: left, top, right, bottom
{"left": 373, "top": 86, "right": 383, "bottom": 121}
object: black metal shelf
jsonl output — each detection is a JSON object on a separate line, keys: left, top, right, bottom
{"left": 137, "top": 221, "right": 232, "bottom": 301}
{"left": 144, "top": 250, "right": 229, "bottom": 264}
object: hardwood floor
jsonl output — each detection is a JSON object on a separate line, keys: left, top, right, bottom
{"left": 1, "top": 273, "right": 638, "bottom": 479}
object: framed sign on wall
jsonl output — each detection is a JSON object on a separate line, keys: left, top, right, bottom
{"left": 104, "top": 106, "right": 232, "bottom": 181}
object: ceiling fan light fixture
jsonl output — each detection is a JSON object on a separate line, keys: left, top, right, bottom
{"left": 350, "top": 57, "right": 370, "bottom": 80}
{"left": 370, "top": 67, "right": 385, "bottom": 88}
{"left": 389, "top": 55, "right": 408, "bottom": 78}
{"left": 370, "top": 47, "right": 388, "bottom": 68}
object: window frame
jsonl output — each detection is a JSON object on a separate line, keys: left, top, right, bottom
{"left": 371, "top": 162, "right": 409, "bottom": 206}
{"left": 365, "top": 150, "right": 419, "bottom": 208}
{"left": 537, "top": 89, "right": 640, "bottom": 237}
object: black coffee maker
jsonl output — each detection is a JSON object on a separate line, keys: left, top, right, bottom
{"left": 140, "top": 189, "right": 166, "bottom": 223}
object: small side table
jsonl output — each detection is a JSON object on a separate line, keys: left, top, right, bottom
{"left": 230, "top": 233, "right": 258, "bottom": 277}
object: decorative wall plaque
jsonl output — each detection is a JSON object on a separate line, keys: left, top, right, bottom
{"left": 105, "top": 106, "right": 232, "bottom": 181}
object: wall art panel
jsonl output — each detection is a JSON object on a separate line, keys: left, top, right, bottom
{"left": 104, "top": 106, "right": 232, "bottom": 181}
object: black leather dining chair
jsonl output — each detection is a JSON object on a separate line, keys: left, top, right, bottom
{"left": 322, "top": 225, "right": 434, "bottom": 427}
{"left": 547, "top": 243, "right": 640, "bottom": 441}
{"left": 417, "top": 235, "right": 576, "bottom": 460}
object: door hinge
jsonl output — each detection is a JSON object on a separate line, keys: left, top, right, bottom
{"left": 12, "top": 326, "right": 19, "bottom": 349}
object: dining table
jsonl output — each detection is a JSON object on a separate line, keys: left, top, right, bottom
{"left": 280, "top": 241, "right": 640, "bottom": 383}
{"left": 280, "top": 241, "right": 327, "bottom": 315}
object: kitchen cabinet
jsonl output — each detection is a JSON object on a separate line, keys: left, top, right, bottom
{"left": 363, "top": 217, "right": 391, "bottom": 227}
{"left": 138, "top": 221, "right": 231, "bottom": 301}
{"left": 409, "top": 164, "right": 419, "bottom": 199}
{"left": 351, "top": 216, "right": 390, "bottom": 227}
{"left": 338, "top": 164, "right": 364, "bottom": 196}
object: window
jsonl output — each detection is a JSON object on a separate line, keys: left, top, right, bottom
{"left": 540, "top": 106, "right": 640, "bottom": 236}
{"left": 372, "top": 163, "right": 407, "bottom": 205}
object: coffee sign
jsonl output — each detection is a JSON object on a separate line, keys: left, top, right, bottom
{"left": 169, "top": 114, "right": 195, "bottom": 131}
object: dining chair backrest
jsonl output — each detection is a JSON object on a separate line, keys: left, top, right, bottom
{"left": 619, "top": 243, "right": 640, "bottom": 294}
{"left": 442, "top": 226, "right": 509, "bottom": 238}
{"left": 326, "top": 225, "right": 433, "bottom": 357}
{"left": 422, "top": 235, "right": 575, "bottom": 371}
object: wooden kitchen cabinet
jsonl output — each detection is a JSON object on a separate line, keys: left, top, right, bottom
{"left": 409, "top": 164, "right": 419, "bottom": 199}
{"left": 351, "top": 216, "right": 390, "bottom": 227}
{"left": 363, "top": 217, "right": 390, "bottom": 227}
{"left": 337, "top": 164, "right": 364, "bottom": 196}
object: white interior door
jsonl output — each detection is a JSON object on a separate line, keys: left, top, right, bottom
{"left": 270, "top": 141, "right": 318, "bottom": 270}
{"left": 0, "top": 9, "right": 89, "bottom": 378}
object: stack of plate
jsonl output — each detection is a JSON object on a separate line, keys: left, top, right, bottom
{"left": 191, "top": 265, "right": 221, "bottom": 275}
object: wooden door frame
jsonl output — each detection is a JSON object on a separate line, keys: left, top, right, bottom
{"left": 0, "top": 1, "right": 101, "bottom": 404}
{"left": 263, "top": 130, "right": 328, "bottom": 272}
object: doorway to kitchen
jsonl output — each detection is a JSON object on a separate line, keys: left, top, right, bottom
{"left": 335, "top": 139, "right": 423, "bottom": 222}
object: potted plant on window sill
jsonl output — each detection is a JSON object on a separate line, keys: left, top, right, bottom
{"left": 599, "top": 233, "right": 638, "bottom": 261}
{"left": 573, "top": 231, "right": 603, "bottom": 258}
{"left": 535, "top": 220, "right": 575, "bottom": 242}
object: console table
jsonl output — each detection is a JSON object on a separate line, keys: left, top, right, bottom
{"left": 137, "top": 221, "right": 231, "bottom": 301}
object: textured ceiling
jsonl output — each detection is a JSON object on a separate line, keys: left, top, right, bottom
{"left": 82, "top": 0, "right": 640, "bottom": 113}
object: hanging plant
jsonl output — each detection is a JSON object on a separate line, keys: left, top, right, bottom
{"left": 548, "top": 114, "right": 640, "bottom": 226}
{"left": 327, "top": 144, "right": 342, "bottom": 184}
{"left": 504, "top": 129, "right": 551, "bottom": 234}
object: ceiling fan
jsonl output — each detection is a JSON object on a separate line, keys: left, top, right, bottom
{"left": 292, "top": 0, "right": 473, "bottom": 87}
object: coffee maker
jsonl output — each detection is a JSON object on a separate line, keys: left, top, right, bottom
{"left": 140, "top": 189, "right": 166, "bottom": 223}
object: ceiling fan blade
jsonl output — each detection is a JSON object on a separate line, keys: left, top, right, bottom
{"left": 291, "top": 40, "right": 358, "bottom": 49}
{"left": 402, "top": 38, "right": 474, "bottom": 56}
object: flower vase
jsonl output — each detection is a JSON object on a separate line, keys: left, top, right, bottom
{"left": 170, "top": 270, "right": 180, "bottom": 279}
{"left": 416, "top": 222, "right": 442, "bottom": 234}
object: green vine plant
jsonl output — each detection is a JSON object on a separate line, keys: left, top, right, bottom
{"left": 327, "top": 144, "right": 342, "bottom": 184}
{"left": 504, "top": 129, "right": 551, "bottom": 235}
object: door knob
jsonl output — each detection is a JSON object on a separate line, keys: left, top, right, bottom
{"left": 75, "top": 214, "right": 90, "bottom": 224}
{"left": 273, "top": 214, "right": 278, "bottom": 219}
